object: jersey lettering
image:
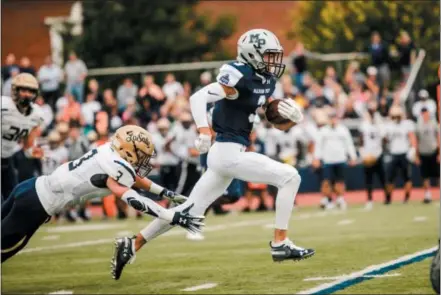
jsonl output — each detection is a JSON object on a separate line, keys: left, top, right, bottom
{"left": 68, "top": 149, "right": 98, "bottom": 171}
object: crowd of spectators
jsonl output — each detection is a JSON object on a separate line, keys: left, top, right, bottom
{"left": 1, "top": 30, "right": 438, "bottom": 221}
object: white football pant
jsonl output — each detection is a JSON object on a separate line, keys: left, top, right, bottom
{"left": 140, "top": 142, "right": 301, "bottom": 241}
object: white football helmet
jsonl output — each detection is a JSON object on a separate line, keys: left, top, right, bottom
{"left": 237, "top": 29, "right": 286, "bottom": 78}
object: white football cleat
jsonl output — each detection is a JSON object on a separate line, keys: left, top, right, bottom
{"left": 364, "top": 201, "right": 373, "bottom": 211}
{"left": 186, "top": 231, "right": 205, "bottom": 241}
{"left": 336, "top": 196, "right": 347, "bottom": 211}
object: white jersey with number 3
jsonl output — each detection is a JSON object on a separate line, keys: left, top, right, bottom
{"left": 35, "top": 142, "right": 136, "bottom": 215}
{"left": 1, "top": 96, "right": 44, "bottom": 158}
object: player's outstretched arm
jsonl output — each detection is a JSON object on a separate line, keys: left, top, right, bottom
{"left": 133, "top": 176, "right": 187, "bottom": 204}
{"left": 23, "top": 126, "right": 45, "bottom": 159}
{"left": 107, "top": 177, "right": 204, "bottom": 233}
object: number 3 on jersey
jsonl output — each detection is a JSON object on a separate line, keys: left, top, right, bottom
{"left": 68, "top": 149, "right": 98, "bottom": 171}
{"left": 249, "top": 95, "right": 266, "bottom": 123}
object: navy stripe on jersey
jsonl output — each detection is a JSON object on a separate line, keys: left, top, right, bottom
{"left": 114, "top": 160, "right": 136, "bottom": 181}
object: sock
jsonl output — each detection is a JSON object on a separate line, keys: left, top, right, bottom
{"left": 405, "top": 191, "right": 410, "bottom": 201}
{"left": 424, "top": 190, "right": 432, "bottom": 200}
{"left": 367, "top": 187, "right": 373, "bottom": 201}
{"left": 275, "top": 172, "right": 301, "bottom": 230}
{"left": 271, "top": 238, "right": 288, "bottom": 247}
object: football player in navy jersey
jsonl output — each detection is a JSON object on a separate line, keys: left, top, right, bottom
{"left": 112, "top": 29, "right": 314, "bottom": 278}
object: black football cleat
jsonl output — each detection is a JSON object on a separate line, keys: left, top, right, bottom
{"left": 111, "top": 236, "right": 136, "bottom": 280}
{"left": 270, "top": 239, "right": 315, "bottom": 262}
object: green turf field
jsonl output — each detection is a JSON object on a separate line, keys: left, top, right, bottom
{"left": 2, "top": 201, "right": 439, "bottom": 294}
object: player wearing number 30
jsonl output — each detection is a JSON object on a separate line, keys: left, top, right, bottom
{"left": 1, "top": 125, "right": 204, "bottom": 263}
{"left": 1, "top": 73, "right": 45, "bottom": 200}
{"left": 112, "top": 29, "right": 314, "bottom": 279}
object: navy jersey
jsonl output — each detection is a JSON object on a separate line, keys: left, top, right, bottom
{"left": 212, "top": 62, "right": 276, "bottom": 146}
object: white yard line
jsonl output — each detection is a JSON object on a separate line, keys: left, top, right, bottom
{"left": 297, "top": 246, "right": 437, "bottom": 294}
{"left": 48, "top": 290, "right": 73, "bottom": 295}
{"left": 413, "top": 216, "right": 427, "bottom": 222}
{"left": 46, "top": 223, "right": 126, "bottom": 233}
{"left": 42, "top": 235, "right": 60, "bottom": 241}
{"left": 21, "top": 219, "right": 273, "bottom": 254}
{"left": 337, "top": 219, "right": 354, "bottom": 226}
{"left": 181, "top": 283, "right": 218, "bottom": 292}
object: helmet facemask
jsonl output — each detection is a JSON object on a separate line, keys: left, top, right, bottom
{"left": 255, "top": 48, "right": 285, "bottom": 79}
{"left": 131, "top": 142, "right": 155, "bottom": 178}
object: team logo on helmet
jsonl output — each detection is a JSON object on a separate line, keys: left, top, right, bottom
{"left": 249, "top": 33, "right": 266, "bottom": 49}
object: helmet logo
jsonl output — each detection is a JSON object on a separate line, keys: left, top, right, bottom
{"left": 249, "top": 34, "right": 266, "bottom": 49}
{"left": 125, "top": 130, "right": 150, "bottom": 147}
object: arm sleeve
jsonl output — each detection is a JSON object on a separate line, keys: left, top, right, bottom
{"left": 189, "top": 82, "right": 227, "bottom": 128}
{"left": 121, "top": 189, "right": 174, "bottom": 222}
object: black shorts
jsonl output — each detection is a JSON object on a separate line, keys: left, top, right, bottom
{"left": 420, "top": 152, "right": 440, "bottom": 179}
{"left": 323, "top": 163, "right": 346, "bottom": 183}
{"left": 387, "top": 154, "right": 411, "bottom": 183}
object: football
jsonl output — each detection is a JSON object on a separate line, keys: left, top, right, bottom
{"left": 265, "top": 99, "right": 291, "bottom": 124}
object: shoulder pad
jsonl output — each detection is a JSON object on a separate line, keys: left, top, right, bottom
{"left": 216, "top": 63, "right": 248, "bottom": 88}
{"left": 97, "top": 145, "right": 136, "bottom": 187}
{"left": 1, "top": 96, "right": 16, "bottom": 111}
{"left": 30, "top": 104, "right": 45, "bottom": 127}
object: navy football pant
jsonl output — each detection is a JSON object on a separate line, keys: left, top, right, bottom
{"left": 2, "top": 177, "right": 50, "bottom": 263}
{"left": 1, "top": 156, "right": 18, "bottom": 202}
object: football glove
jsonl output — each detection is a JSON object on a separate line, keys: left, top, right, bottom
{"left": 194, "top": 133, "right": 212, "bottom": 154}
{"left": 278, "top": 99, "right": 304, "bottom": 123}
{"left": 159, "top": 189, "right": 188, "bottom": 205}
{"left": 171, "top": 204, "right": 205, "bottom": 234}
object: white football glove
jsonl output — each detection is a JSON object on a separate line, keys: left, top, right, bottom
{"left": 277, "top": 99, "right": 304, "bottom": 123}
{"left": 194, "top": 133, "right": 212, "bottom": 154}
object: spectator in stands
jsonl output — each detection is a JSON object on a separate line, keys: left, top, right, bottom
{"left": 57, "top": 92, "right": 83, "bottom": 124}
{"left": 344, "top": 61, "right": 366, "bottom": 87}
{"left": 412, "top": 89, "right": 437, "bottom": 120}
{"left": 415, "top": 107, "right": 440, "bottom": 204}
{"left": 280, "top": 75, "right": 299, "bottom": 100}
{"left": 313, "top": 111, "right": 357, "bottom": 210}
{"left": 342, "top": 98, "right": 361, "bottom": 119}
{"left": 292, "top": 42, "right": 308, "bottom": 91}
{"left": 87, "top": 78, "right": 103, "bottom": 104}
{"left": 137, "top": 98, "right": 154, "bottom": 127}
{"left": 121, "top": 98, "right": 137, "bottom": 123}
{"left": 139, "top": 74, "right": 165, "bottom": 115}
{"left": 183, "top": 81, "right": 192, "bottom": 98}
{"left": 324, "top": 66, "right": 340, "bottom": 83}
{"left": 38, "top": 56, "right": 63, "bottom": 111}
{"left": 64, "top": 51, "right": 88, "bottom": 103}
{"left": 368, "top": 31, "right": 390, "bottom": 89}
{"left": 116, "top": 77, "right": 138, "bottom": 111}
{"left": 162, "top": 73, "right": 184, "bottom": 101}
{"left": 365, "top": 66, "right": 380, "bottom": 98}
{"left": 194, "top": 71, "right": 212, "bottom": 93}
{"left": 19, "top": 56, "right": 36, "bottom": 76}
{"left": 65, "top": 120, "right": 89, "bottom": 161}
{"left": 397, "top": 31, "right": 416, "bottom": 78}
{"left": 307, "top": 82, "right": 331, "bottom": 109}
{"left": 81, "top": 93, "right": 102, "bottom": 129}
{"left": 1, "top": 53, "right": 19, "bottom": 81}
{"left": 102, "top": 88, "right": 117, "bottom": 114}
{"left": 2, "top": 67, "right": 19, "bottom": 96}
{"left": 35, "top": 96, "right": 54, "bottom": 132}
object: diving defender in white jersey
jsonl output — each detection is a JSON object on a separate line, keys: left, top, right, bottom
{"left": 1, "top": 73, "right": 45, "bottom": 199}
{"left": 112, "top": 29, "right": 315, "bottom": 280}
{"left": 1, "top": 125, "right": 204, "bottom": 263}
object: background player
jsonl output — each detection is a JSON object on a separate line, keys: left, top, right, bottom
{"left": 112, "top": 29, "right": 314, "bottom": 279}
{"left": 1, "top": 73, "right": 45, "bottom": 200}
{"left": 1, "top": 125, "right": 204, "bottom": 263}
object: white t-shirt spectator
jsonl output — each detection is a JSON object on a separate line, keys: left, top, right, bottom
{"left": 162, "top": 81, "right": 184, "bottom": 101}
{"left": 416, "top": 118, "right": 439, "bottom": 155}
{"left": 412, "top": 99, "right": 437, "bottom": 119}
{"left": 116, "top": 84, "right": 138, "bottom": 110}
{"left": 38, "top": 64, "right": 63, "bottom": 92}
{"left": 64, "top": 60, "right": 87, "bottom": 85}
{"left": 385, "top": 119, "right": 415, "bottom": 155}
{"left": 314, "top": 124, "right": 357, "bottom": 164}
{"left": 56, "top": 96, "right": 68, "bottom": 114}
{"left": 81, "top": 101, "right": 101, "bottom": 126}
